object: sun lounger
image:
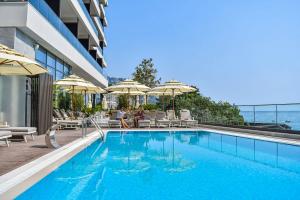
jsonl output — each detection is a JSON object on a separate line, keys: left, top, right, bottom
{"left": 166, "top": 110, "right": 181, "bottom": 127}
{"left": 156, "top": 111, "right": 171, "bottom": 128}
{"left": 0, "top": 127, "right": 37, "bottom": 143}
{"left": 57, "top": 120, "right": 82, "bottom": 129}
{"left": 108, "top": 110, "right": 122, "bottom": 128}
{"left": 180, "top": 109, "right": 198, "bottom": 127}
{"left": 138, "top": 111, "right": 151, "bottom": 128}
{"left": 0, "top": 131, "right": 12, "bottom": 147}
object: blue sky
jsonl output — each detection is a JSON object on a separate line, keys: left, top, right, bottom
{"left": 105, "top": 0, "right": 300, "bottom": 105}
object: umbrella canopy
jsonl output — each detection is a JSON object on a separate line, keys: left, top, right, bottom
{"left": 54, "top": 74, "right": 90, "bottom": 90}
{"left": 151, "top": 80, "right": 196, "bottom": 111}
{"left": 147, "top": 91, "right": 183, "bottom": 96}
{"left": 0, "top": 44, "right": 47, "bottom": 75}
{"left": 110, "top": 91, "right": 145, "bottom": 96}
{"left": 105, "top": 79, "right": 150, "bottom": 93}
{"left": 151, "top": 80, "right": 196, "bottom": 94}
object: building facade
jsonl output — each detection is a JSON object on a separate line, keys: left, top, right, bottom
{"left": 0, "top": 0, "right": 109, "bottom": 126}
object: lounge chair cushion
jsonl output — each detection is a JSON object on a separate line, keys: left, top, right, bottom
{"left": 0, "top": 131, "right": 12, "bottom": 138}
{"left": 0, "top": 127, "right": 36, "bottom": 133}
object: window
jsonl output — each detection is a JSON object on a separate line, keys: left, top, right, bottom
{"left": 35, "top": 48, "right": 46, "bottom": 65}
{"left": 47, "top": 66, "right": 55, "bottom": 78}
{"left": 35, "top": 46, "right": 73, "bottom": 80}
{"left": 56, "top": 71, "right": 64, "bottom": 80}
{"left": 47, "top": 53, "right": 56, "bottom": 68}
{"left": 56, "top": 58, "right": 64, "bottom": 73}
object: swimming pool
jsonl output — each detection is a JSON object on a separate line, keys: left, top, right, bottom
{"left": 17, "top": 131, "right": 300, "bottom": 199}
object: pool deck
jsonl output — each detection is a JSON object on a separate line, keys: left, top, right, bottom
{"left": 0, "top": 128, "right": 96, "bottom": 176}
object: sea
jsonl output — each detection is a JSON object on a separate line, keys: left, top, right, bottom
{"left": 240, "top": 111, "right": 300, "bottom": 131}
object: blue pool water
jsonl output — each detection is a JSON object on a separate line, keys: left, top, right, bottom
{"left": 17, "top": 131, "right": 300, "bottom": 200}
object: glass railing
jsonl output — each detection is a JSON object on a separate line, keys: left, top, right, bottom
{"left": 197, "top": 103, "right": 300, "bottom": 133}
{"left": 26, "top": 0, "right": 104, "bottom": 76}
{"left": 238, "top": 103, "right": 300, "bottom": 131}
{"left": 78, "top": 0, "right": 99, "bottom": 36}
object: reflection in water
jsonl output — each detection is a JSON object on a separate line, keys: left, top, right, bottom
{"left": 105, "top": 132, "right": 196, "bottom": 174}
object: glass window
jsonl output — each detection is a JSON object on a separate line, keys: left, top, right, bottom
{"left": 47, "top": 53, "right": 56, "bottom": 68}
{"left": 47, "top": 66, "right": 55, "bottom": 78}
{"left": 56, "top": 71, "right": 64, "bottom": 80}
{"left": 56, "top": 58, "right": 64, "bottom": 73}
{"left": 64, "top": 63, "right": 71, "bottom": 76}
{"left": 36, "top": 47, "right": 46, "bottom": 64}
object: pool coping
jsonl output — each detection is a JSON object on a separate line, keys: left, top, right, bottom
{"left": 0, "top": 131, "right": 100, "bottom": 199}
{"left": 1, "top": 127, "right": 300, "bottom": 199}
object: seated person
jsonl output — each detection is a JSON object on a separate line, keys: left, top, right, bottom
{"left": 134, "top": 106, "right": 145, "bottom": 127}
{"left": 116, "top": 108, "right": 129, "bottom": 128}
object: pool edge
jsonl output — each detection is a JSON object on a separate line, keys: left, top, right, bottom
{"left": 0, "top": 131, "right": 100, "bottom": 199}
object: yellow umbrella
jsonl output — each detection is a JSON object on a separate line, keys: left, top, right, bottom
{"left": 106, "top": 79, "right": 150, "bottom": 108}
{"left": 0, "top": 44, "right": 47, "bottom": 75}
{"left": 151, "top": 80, "right": 196, "bottom": 111}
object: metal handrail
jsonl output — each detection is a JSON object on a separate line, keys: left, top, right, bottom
{"left": 82, "top": 115, "right": 105, "bottom": 140}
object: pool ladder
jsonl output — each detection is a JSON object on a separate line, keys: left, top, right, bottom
{"left": 82, "top": 116, "right": 105, "bottom": 140}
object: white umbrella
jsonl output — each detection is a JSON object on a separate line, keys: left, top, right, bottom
{"left": 0, "top": 44, "right": 47, "bottom": 75}
{"left": 106, "top": 79, "right": 150, "bottom": 108}
{"left": 151, "top": 80, "right": 196, "bottom": 111}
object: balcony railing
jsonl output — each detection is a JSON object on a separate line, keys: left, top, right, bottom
{"left": 78, "top": 0, "right": 99, "bottom": 36}
{"left": 27, "top": 0, "right": 104, "bottom": 75}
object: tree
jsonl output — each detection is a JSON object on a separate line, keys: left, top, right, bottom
{"left": 157, "top": 86, "right": 244, "bottom": 125}
{"left": 132, "top": 58, "right": 161, "bottom": 88}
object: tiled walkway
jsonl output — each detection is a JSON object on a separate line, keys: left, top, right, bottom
{"left": 0, "top": 128, "right": 96, "bottom": 176}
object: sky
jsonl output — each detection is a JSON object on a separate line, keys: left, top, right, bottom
{"left": 104, "top": 0, "right": 300, "bottom": 105}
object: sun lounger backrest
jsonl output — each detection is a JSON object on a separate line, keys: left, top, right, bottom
{"left": 110, "top": 110, "right": 118, "bottom": 120}
{"left": 60, "top": 109, "right": 69, "bottom": 119}
{"left": 180, "top": 109, "right": 192, "bottom": 120}
{"left": 149, "top": 110, "right": 157, "bottom": 120}
{"left": 166, "top": 110, "right": 176, "bottom": 120}
{"left": 156, "top": 111, "right": 167, "bottom": 120}
{"left": 144, "top": 111, "right": 151, "bottom": 120}
{"left": 53, "top": 109, "right": 63, "bottom": 119}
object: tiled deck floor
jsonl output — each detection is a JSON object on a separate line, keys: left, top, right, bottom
{"left": 0, "top": 128, "right": 96, "bottom": 176}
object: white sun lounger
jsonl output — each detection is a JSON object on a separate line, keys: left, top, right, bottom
{"left": 0, "top": 131, "right": 12, "bottom": 147}
{"left": 0, "top": 127, "right": 37, "bottom": 143}
{"left": 180, "top": 109, "right": 198, "bottom": 127}
{"left": 166, "top": 110, "right": 181, "bottom": 127}
{"left": 156, "top": 111, "right": 171, "bottom": 128}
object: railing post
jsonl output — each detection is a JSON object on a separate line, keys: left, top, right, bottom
{"left": 253, "top": 106, "right": 256, "bottom": 123}
{"left": 275, "top": 105, "right": 278, "bottom": 125}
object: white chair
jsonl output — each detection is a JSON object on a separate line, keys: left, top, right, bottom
{"left": 180, "top": 109, "right": 198, "bottom": 128}
{"left": 166, "top": 110, "right": 181, "bottom": 127}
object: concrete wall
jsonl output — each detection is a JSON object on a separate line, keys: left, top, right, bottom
{"left": 0, "top": 76, "right": 27, "bottom": 127}
{"left": 0, "top": 28, "right": 33, "bottom": 127}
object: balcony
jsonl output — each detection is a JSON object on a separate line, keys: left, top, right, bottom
{"left": 27, "top": 0, "right": 104, "bottom": 75}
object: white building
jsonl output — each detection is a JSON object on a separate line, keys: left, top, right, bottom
{"left": 0, "top": 0, "right": 109, "bottom": 127}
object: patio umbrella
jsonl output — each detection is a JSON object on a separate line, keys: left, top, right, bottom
{"left": 0, "top": 44, "right": 47, "bottom": 75}
{"left": 151, "top": 80, "right": 196, "bottom": 111}
{"left": 105, "top": 79, "right": 150, "bottom": 108}
{"left": 147, "top": 91, "right": 183, "bottom": 111}
{"left": 54, "top": 75, "right": 98, "bottom": 110}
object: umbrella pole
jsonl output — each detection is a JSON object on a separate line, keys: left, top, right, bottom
{"left": 84, "top": 90, "right": 87, "bottom": 106}
{"left": 162, "top": 95, "right": 165, "bottom": 111}
{"left": 72, "top": 85, "right": 75, "bottom": 112}
{"left": 172, "top": 89, "right": 175, "bottom": 112}
{"left": 127, "top": 88, "right": 130, "bottom": 110}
